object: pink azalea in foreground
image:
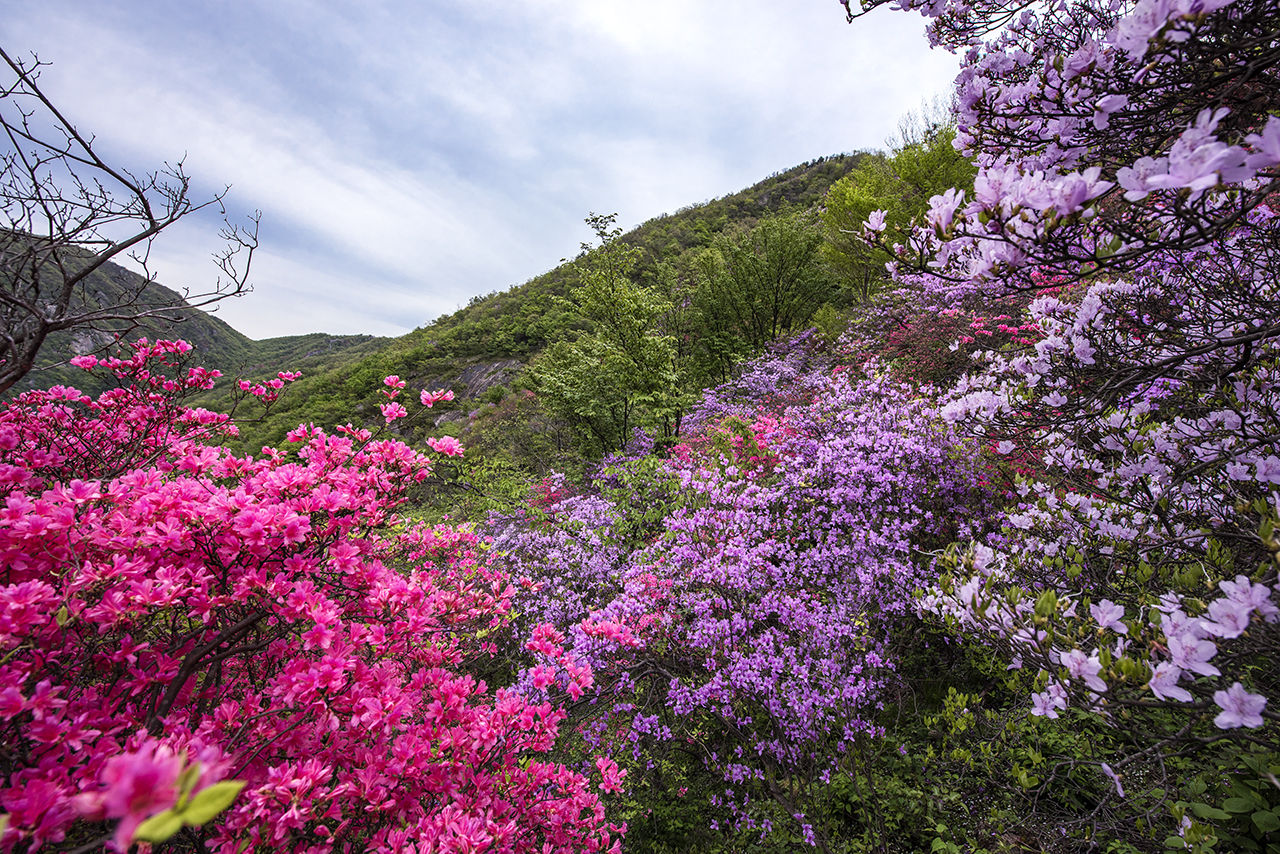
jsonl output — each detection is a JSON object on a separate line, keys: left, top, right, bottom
{"left": 420, "top": 388, "right": 455, "bottom": 407}
{"left": 0, "top": 341, "right": 616, "bottom": 853}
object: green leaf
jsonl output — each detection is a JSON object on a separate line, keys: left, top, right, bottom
{"left": 1190, "top": 802, "right": 1230, "bottom": 821}
{"left": 1223, "top": 797, "right": 1254, "bottom": 814}
{"left": 134, "top": 809, "right": 184, "bottom": 843}
{"left": 177, "top": 761, "right": 202, "bottom": 800}
{"left": 1251, "top": 810, "right": 1280, "bottom": 833}
{"left": 181, "top": 780, "right": 246, "bottom": 826}
{"left": 1163, "top": 836, "right": 1188, "bottom": 850}
{"left": 54, "top": 605, "right": 69, "bottom": 627}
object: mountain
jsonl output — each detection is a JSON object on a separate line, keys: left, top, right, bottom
{"left": 11, "top": 251, "right": 386, "bottom": 396}
{"left": 12, "top": 153, "right": 865, "bottom": 455}
{"left": 193, "top": 153, "right": 868, "bottom": 451}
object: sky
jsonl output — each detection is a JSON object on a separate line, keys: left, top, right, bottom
{"left": 2, "top": 1, "right": 958, "bottom": 340}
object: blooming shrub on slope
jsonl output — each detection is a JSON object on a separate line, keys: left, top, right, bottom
{"left": 0, "top": 340, "right": 619, "bottom": 853}
{"left": 494, "top": 348, "right": 999, "bottom": 849}
{"left": 836, "top": 0, "right": 1280, "bottom": 844}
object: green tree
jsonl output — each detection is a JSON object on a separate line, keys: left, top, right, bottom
{"left": 822, "top": 119, "right": 976, "bottom": 302}
{"left": 693, "top": 211, "right": 832, "bottom": 371}
{"left": 531, "top": 214, "right": 686, "bottom": 455}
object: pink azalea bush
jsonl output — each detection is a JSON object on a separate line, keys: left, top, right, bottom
{"left": 0, "top": 340, "right": 620, "bottom": 853}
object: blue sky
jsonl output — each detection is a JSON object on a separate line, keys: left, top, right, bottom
{"left": 2, "top": 1, "right": 956, "bottom": 339}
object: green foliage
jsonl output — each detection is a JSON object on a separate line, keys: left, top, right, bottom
{"left": 822, "top": 122, "right": 976, "bottom": 302}
{"left": 531, "top": 214, "right": 688, "bottom": 456}
{"left": 134, "top": 769, "right": 245, "bottom": 845}
{"left": 172, "top": 155, "right": 864, "bottom": 474}
{"left": 693, "top": 211, "right": 833, "bottom": 375}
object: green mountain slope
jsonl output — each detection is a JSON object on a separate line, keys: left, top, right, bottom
{"left": 12, "top": 154, "right": 866, "bottom": 453}
{"left": 13, "top": 251, "right": 385, "bottom": 396}
{"left": 211, "top": 153, "right": 866, "bottom": 450}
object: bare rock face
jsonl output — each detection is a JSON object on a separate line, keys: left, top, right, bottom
{"left": 431, "top": 357, "right": 523, "bottom": 425}
{"left": 453, "top": 358, "right": 521, "bottom": 397}
{"left": 68, "top": 328, "right": 115, "bottom": 356}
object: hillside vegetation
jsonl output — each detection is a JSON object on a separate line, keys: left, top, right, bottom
{"left": 13, "top": 245, "right": 386, "bottom": 397}
{"left": 5, "top": 5, "right": 1280, "bottom": 851}
{"left": 198, "top": 153, "right": 869, "bottom": 454}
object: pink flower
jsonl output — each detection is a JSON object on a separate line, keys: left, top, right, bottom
{"left": 380, "top": 402, "right": 408, "bottom": 423}
{"left": 927, "top": 189, "right": 964, "bottom": 231}
{"left": 426, "top": 435, "right": 464, "bottom": 457}
{"left": 595, "top": 756, "right": 626, "bottom": 793}
{"left": 420, "top": 388, "right": 455, "bottom": 408}
{"left": 99, "top": 742, "right": 184, "bottom": 849}
{"left": 69, "top": 355, "right": 98, "bottom": 369}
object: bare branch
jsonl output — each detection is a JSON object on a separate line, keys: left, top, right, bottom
{"left": 0, "top": 48, "right": 256, "bottom": 393}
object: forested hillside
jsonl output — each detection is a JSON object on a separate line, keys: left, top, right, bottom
{"left": 3, "top": 2, "right": 1279, "bottom": 853}
{"left": 10, "top": 245, "right": 386, "bottom": 396}
{"left": 200, "top": 153, "right": 870, "bottom": 455}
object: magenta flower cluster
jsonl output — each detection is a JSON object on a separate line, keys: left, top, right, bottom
{"left": 0, "top": 341, "right": 621, "bottom": 853}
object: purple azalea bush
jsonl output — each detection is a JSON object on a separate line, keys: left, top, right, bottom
{"left": 491, "top": 351, "right": 998, "bottom": 848}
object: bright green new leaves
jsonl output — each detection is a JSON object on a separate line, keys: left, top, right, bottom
{"left": 134, "top": 773, "right": 246, "bottom": 844}
{"left": 821, "top": 122, "right": 976, "bottom": 301}
{"left": 532, "top": 214, "right": 686, "bottom": 454}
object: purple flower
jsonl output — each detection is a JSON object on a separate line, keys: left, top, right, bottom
{"left": 1200, "top": 597, "right": 1252, "bottom": 639}
{"left": 1254, "top": 455, "right": 1280, "bottom": 484}
{"left": 1167, "top": 633, "right": 1220, "bottom": 677}
{"left": 1060, "top": 649, "right": 1107, "bottom": 692}
{"left": 1092, "top": 96, "right": 1129, "bottom": 131}
{"left": 1212, "top": 682, "right": 1266, "bottom": 729}
{"left": 1245, "top": 115, "right": 1280, "bottom": 169}
{"left": 1116, "top": 155, "right": 1167, "bottom": 201}
{"left": 1101, "top": 763, "right": 1125, "bottom": 798}
{"left": 1219, "top": 575, "right": 1278, "bottom": 622}
{"left": 1090, "top": 599, "right": 1127, "bottom": 635}
{"left": 864, "top": 209, "right": 888, "bottom": 234}
{"left": 1147, "top": 662, "right": 1193, "bottom": 702}
{"left": 1031, "top": 681, "right": 1068, "bottom": 718}
{"left": 927, "top": 188, "right": 965, "bottom": 231}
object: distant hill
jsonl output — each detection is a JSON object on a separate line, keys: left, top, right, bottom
{"left": 13, "top": 252, "right": 386, "bottom": 396}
